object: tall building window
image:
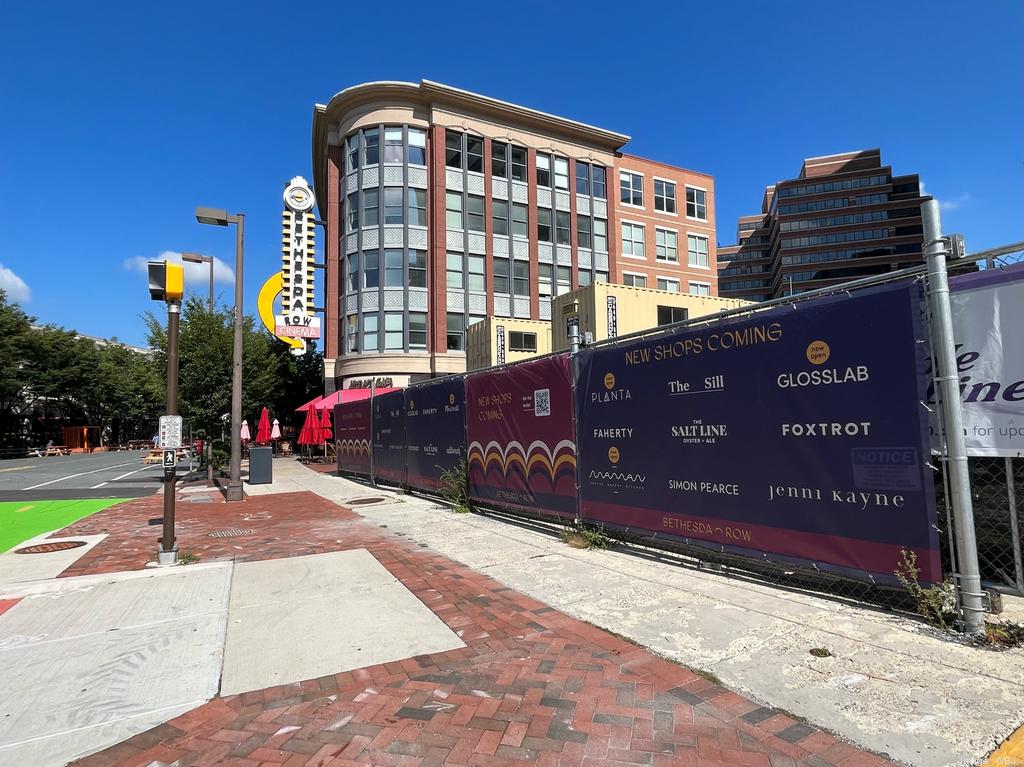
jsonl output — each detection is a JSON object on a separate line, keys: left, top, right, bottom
{"left": 553, "top": 157, "right": 569, "bottom": 190}
{"left": 621, "top": 222, "right": 646, "bottom": 258}
{"left": 510, "top": 146, "right": 527, "bottom": 182}
{"left": 346, "top": 315, "right": 358, "bottom": 352}
{"left": 363, "top": 188, "right": 379, "bottom": 226}
{"left": 347, "top": 134, "right": 360, "bottom": 172}
{"left": 511, "top": 203, "right": 528, "bottom": 237}
{"left": 686, "top": 187, "right": 707, "bottom": 220}
{"left": 596, "top": 271, "right": 608, "bottom": 283}
{"left": 445, "top": 192, "right": 463, "bottom": 229}
{"left": 408, "top": 250, "right": 427, "bottom": 288}
{"left": 509, "top": 331, "right": 537, "bottom": 352}
{"left": 445, "top": 130, "right": 462, "bottom": 169}
{"left": 577, "top": 216, "right": 592, "bottom": 249}
{"left": 687, "top": 234, "right": 709, "bottom": 267}
{"left": 536, "top": 153, "right": 551, "bottom": 187}
{"left": 623, "top": 273, "right": 647, "bottom": 288}
{"left": 539, "top": 264, "right": 552, "bottom": 299}
{"left": 364, "top": 128, "right": 379, "bottom": 165}
{"left": 556, "top": 266, "right": 571, "bottom": 295}
{"left": 384, "top": 312, "right": 404, "bottom": 349}
{"left": 407, "top": 128, "right": 426, "bottom": 165}
{"left": 576, "top": 162, "right": 590, "bottom": 195}
{"left": 447, "top": 313, "right": 466, "bottom": 351}
{"left": 578, "top": 270, "right": 592, "bottom": 287}
{"left": 347, "top": 193, "right": 358, "bottom": 230}
{"left": 620, "top": 171, "right": 643, "bottom": 206}
{"left": 363, "top": 313, "right": 379, "bottom": 351}
{"left": 654, "top": 180, "right": 676, "bottom": 213}
{"left": 468, "top": 255, "right": 485, "bottom": 291}
{"left": 407, "top": 189, "right": 427, "bottom": 226}
{"left": 446, "top": 252, "right": 464, "bottom": 288}
{"left": 657, "top": 277, "right": 680, "bottom": 292}
{"left": 655, "top": 229, "right": 678, "bottom": 262}
{"left": 689, "top": 281, "right": 711, "bottom": 297}
{"left": 493, "top": 258, "right": 510, "bottom": 293}
{"left": 491, "top": 142, "right": 507, "bottom": 178}
{"left": 409, "top": 312, "right": 427, "bottom": 349}
{"left": 383, "top": 188, "right": 404, "bottom": 225}
{"left": 537, "top": 208, "right": 552, "bottom": 242}
{"left": 467, "top": 195, "right": 485, "bottom": 232}
{"left": 364, "top": 250, "right": 379, "bottom": 288}
{"left": 466, "top": 136, "right": 483, "bottom": 173}
{"left": 493, "top": 200, "right": 509, "bottom": 235}
{"left": 593, "top": 166, "right": 607, "bottom": 199}
{"left": 594, "top": 218, "right": 608, "bottom": 251}
{"left": 346, "top": 254, "right": 359, "bottom": 292}
{"left": 658, "top": 305, "right": 688, "bottom": 325}
{"left": 513, "top": 261, "right": 529, "bottom": 296}
{"left": 383, "top": 127, "right": 403, "bottom": 163}
{"left": 384, "top": 249, "right": 404, "bottom": 287}
{"left": 555, "top": 211, "right": 571, "bottom": 245}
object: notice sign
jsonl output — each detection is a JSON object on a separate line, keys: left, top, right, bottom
{"left": 938, "top": 265, "right": 1024, "bottom": 457}
{"left": 158, "top": 415, "right": 182, "bottom": 449}
{"left": 575, "top": 283, "right": 940, "bottom": 583}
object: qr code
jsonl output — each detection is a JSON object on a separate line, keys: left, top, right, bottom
{"left": 534, "top": 388, "right": 551, "bottom": 417}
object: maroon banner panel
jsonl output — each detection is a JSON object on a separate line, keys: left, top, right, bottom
{"left": 334, "top": 400, "right": 371, "bottom": 476}
{"left": 466, "top": 355, "right": 577, "bottom": 518}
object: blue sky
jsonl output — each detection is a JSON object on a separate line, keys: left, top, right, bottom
{"left": 1, "top": 0, "right": 1020, "bottom": 347}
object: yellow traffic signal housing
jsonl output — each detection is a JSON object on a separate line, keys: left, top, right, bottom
{"left": 148, "top": 261, "right": 185, "bottom": 302}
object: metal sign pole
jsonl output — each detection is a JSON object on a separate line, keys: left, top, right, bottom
{"left": 922, "top": 200, "right": 984, "bottom": 633}
{"left": 160, "top": 301, "right": 181, "bottom": 564}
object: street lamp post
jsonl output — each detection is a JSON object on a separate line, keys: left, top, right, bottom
{"left": 181, "top": 252, "right": 214, "bottom": 309}
{"left": 196, "top": 206, "right": 245, "bottom": 502}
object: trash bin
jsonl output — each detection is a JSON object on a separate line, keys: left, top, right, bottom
{"left": 248, "top": 446, "right": 273, "bottom": 485}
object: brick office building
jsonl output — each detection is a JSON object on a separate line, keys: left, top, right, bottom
{"left": 311, "top": 80, "right": 719, "bottom": 392}
{"left": 717, "top": 149, "right": 931, "bottom": 301}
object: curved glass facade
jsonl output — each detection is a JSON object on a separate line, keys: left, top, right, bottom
{"left": 341, "top": 125, "right": 429, "bottom": 356}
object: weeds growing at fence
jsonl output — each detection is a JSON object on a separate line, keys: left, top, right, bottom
{"left": 562, "top": 522, "right": 611, "bottom": 550}
{"left": 179, "top": 551, "right": 200, "bottom": 565}
{"left": 439, "top": 459, "right": 473, "bottom": 514}
{"left": 894, "top": 548, "right": 958, "bottom": 630}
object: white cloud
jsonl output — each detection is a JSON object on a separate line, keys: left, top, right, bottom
{"left": 0, "top": 263, "right": 31, "bottom": 303}
{"left": 920, "top": 182, "right": 971, "bottom": 212}
{"left": 124, "top": 250, "right": 235, "bottom": 290}
{"left": 940, "top": 193, "right": 971, "bottom": 212}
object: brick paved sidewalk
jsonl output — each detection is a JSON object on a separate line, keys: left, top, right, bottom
{"left": 58, "top": 490, "right": 895, "bottom": 766}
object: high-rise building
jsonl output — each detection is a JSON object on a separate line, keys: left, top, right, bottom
{"left": 717, "top": 149, "right": 931, "bottom": 301}
{"left": 312, "top": 80, "right": 719, "bottom": 392}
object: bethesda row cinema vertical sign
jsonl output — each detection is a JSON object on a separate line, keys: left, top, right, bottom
{"left": 277, "top": 177, "right": 320, "bottom": 355}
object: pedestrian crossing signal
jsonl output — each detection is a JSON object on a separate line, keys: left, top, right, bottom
{"left": 163, "top": 449, "right": 176, "bottom": 469}
{"left": 149, "top": 262, "right": 185, "bottom": 302}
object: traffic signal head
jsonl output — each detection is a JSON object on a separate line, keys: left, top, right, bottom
{"left": 148, "top": 261, "right": 185, "bottom": 302}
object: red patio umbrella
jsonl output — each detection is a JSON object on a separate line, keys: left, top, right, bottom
{"left": 297, "top": 405, "right": 317, "bottom": 446}
{"left": 319, "top": 406, "right": 332, "bottom": 443}
{"left": 256, "top": 407, "right": 272, "bottom": 445}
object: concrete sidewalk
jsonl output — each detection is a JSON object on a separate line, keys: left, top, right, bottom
{"left": 260, "top": 459, "right": 1023, "bottom": 767}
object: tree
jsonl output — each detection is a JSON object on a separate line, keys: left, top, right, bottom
{"left": 0, "top": 290, "right": 34, "bottom": 446}
{"left": 145, "top": 298, "right": 321, "bottom": 439}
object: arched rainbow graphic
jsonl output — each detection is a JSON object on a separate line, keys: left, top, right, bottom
{"left": 337, "top": 439, "right": 370, "bottom": 457}
{"left": 467, "top": 439, "right": 576, "bottom": 483}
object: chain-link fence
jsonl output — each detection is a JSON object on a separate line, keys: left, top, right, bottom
{"left": 947, "top": 249, "right": 1024, "bottom": 597}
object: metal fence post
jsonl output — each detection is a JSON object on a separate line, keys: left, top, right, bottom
{"left": 922, "top": 200, "right": 985, "bottom": 633}
{"left": 1006, "top": 458, "right": 1024, "bottom": 594}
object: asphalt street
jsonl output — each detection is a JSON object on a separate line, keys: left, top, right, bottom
{"left": 0, "top": 450, "right": 193, "bottom": 501}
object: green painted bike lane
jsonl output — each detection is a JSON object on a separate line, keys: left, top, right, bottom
{"left": 0, "top": 499, "right": 128, "bottom": 553}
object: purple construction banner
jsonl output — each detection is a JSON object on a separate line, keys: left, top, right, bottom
{"left": 574, "top": 283, "right": 940, "bottom": 583}
{"left": 404, "top": 376, "right": 466, "bottom": 493}
{"left": 466, "top": 355, "right": 577, "bottom": 518}
{"left": 372, "top": 390, "right": 407, "bottom": 486}
{"left": 335, "top": 399, "right": 371, "bottom": 476}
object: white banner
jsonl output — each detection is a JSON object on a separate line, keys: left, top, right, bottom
{"left": 946, "top": 265, "right": 1024, "bottom": 457}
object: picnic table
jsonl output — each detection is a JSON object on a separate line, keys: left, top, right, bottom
{"left": 28, "top": 445, "right": 71, "bottom": 457}
{"left": 143, "top": 448, "right": 191, "bottom": 464}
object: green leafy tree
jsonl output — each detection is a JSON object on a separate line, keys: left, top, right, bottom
{"left": 0, "top": 290, "right": 35, "bottom": 446}
{"left": 145, "top": 298, "right": 321, "bottom": 439}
